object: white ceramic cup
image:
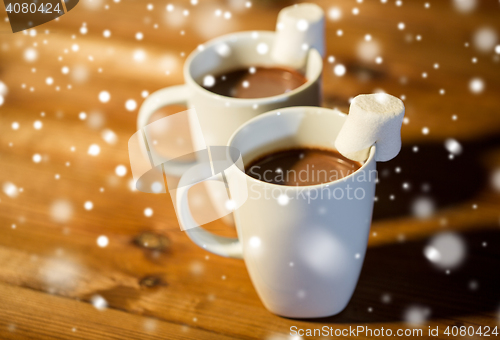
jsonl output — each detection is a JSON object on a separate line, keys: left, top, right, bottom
{"left": 137, "top": 30, "right": 322, "bottom": 176}
{"left": 176, "top": 106, "right": 378, "bottom": 318}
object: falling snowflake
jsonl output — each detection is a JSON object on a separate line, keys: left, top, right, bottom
{"left": 328, "top": 7, "right": 342, "bottom": 21}
{"left": 473, "top": 27, "right": 497, "bottom": 53}
{"left": 133, "top": 49, "right": 147, "bottom": 62}
{"left": 296, "top": 19, "right": 309, "bottom": 32}
{"left": 84, "top": 201, "right": 94, "bottom": 210}
{"left": 469, "top": 280, "right": 479, "bottom": 291}
{"left": 444, "top": 138, "right": 462, "bottom": 155}
{"left": 98, "top": 91, "right": 110, "bottom": 103}
{"left": 357, "top": 40, "right": 381, "bottom": 62}
{"left": 151, "top": 181, "right": 163, "bottom": 193}
{"left": 334, "top": 64, "right": 346, "bottom": 76}
{"left": 225, "top": 199, "right": 236, "bottom": 211}
{"left": 32, "top": 154, "right": 42, "bottom": 163}
{"left": 469, "top": 78, "right": 485, "bottom": 94}
{"left": 256, "top": 43, "right": 269, "bottom": 55}
{"left": 203, "top": 75, "right": 215, "bottom": 87}
{"left": 115, "top": 165, "right": 127, "bottom": 177}
{"left": 3, "top": 182, "right": 19, "bottom": 198}
{"left": 50, "top": 199, "right": 73, "bottom": 223}
{"left": 144, "top": 207, "right": 153, "bottom": 217}
{"left": 215, "top": 43, "right": 231, "bottom": 57}
{"left": 403, "top": 305, "right": 431, "bottom": 325}
{"left": 277, "top": 194, "right": 289, "bottom": 206}
{"left": 491, "top": 168, "right": 500, "bottom": 192}
{"left": 125, "top": 99, "right": 137, "bottom": 111}
{"left": 452, "top": 0, "right": 477, "bottom": 13}
{"left": 88, "top": 144, "right": 101, "bottom": 156}
{"left": 91, "top": 295, "right": 108, "bottom": 311}
{"left": 101, "top": 129, "right": 118, "bottom": 145}
{"left": 0, "top": 81, "right": 7, "bottom": 96}
{"left": 70, "top": 65, "right": 90, "bottom": 84}
{"left": 24, "top": 48, "right": 38, "bottom": 62}
{"left": 249, "top": 236, "right": 261, "bottom": 248}
{"left": 97, "top": 235, "right": 109, "bottom": 247}
{"left": 381, "top": 293, "right": 392, "bottom": 304}
{"left": 411, "top": 196, "right": 435, "bottom": 219}
{"left": 424, "top": 232, "right": 466, "bottom": 269}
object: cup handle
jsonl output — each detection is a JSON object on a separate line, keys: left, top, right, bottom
{"left": 137, "top": 85, "right": 196, "bottom": 177}
{"left": 176, "top": 170, "right": 243, "bottom": 259}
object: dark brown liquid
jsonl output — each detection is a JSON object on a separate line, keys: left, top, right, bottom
{"left": 245, "top": 148, "right": 362, "bottom": 186}
{"left": 202, "top": 66, "right": 307, "bottom": 99}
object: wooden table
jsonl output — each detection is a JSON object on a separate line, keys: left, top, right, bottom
{"left": 1, "top": 0, "right": 500, "bottom": 339}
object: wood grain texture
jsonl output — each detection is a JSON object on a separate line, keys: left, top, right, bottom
{"left": 1, "top": 0, "right": 500, "bottom": 339}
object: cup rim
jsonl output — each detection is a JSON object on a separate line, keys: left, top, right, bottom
{"left": 183, "top": 30, "right": 323, "bottom": 104}
{"left": 227, "top": 106, "right": 377, "bottom": 189}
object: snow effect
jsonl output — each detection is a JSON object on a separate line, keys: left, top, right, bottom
{"left": 249, "top": 236, "right": 261, "bottom": 248}
{"left": 328, "top": 7, "right": 342, "bottom": 21}
{"left": 411, "top": 196, "right": 435, "bottom": 219}
{"left": 203, "top": 75, "right": 215, "bottom": 87}
{"left": 101, "top": 129, "right": 118, "bottom": 145}
{"left": 452, "top": 0, "right": 477, "bottom": 13}
{"left": 403, "top": 305, "right": 431, "bottom": 325}
{"left": 98, "top": 91, "right": 110, "bottom": 103}
{"left": 144, "top": 207, "right": 153, "bottom": 217}
{"left": 256, "top": 43, "right": 269, "bottom": 55}
{"left": 334, "top": 64, "right": 346, "bottom": 76}
{"left": 88, "top": 144, "right": 101, "bottom": 156}
{"left": 24, "top": 48, "right": 38, "bottom": 62}
{"left": 115, "top": 165, "right": 127, "bottom": 177}
{"left": 424, "top": 232, "right": 466, "bottom": 269}
{"left": 3, "top": 182, "right": 19, "bottom": 198}
{"left": 469, "top": 78, "right": 485, "bottom": 94}
{"left": 444, "top": 138, "right": 462, "bottom": 155}
{"left": 84, "top": 201, "right": 94, "bottom": 210}
{"left": 50, "top": 199, "right": 73, "bottom": 223}
{"left": 473, "top": 27, "right": 497, "bottom": 53}
{"left": 97, "top": 235, "right": 109, "bottom": 247}
{"left": 91, "top": 295, "right": 108, "bottom": 310}
{"left": 125, "top": 99, "right": 137, "bottom": 111}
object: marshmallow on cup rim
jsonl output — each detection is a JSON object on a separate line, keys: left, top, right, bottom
{"left": 335, "top": 93, "right": 405, "bottom": 162}
{"left": 271, "top": 3, "right": 325, "bottom": 68}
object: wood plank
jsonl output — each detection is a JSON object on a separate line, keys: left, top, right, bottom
{"left": 0, "top": 282, "right": 239, "bottom": 340}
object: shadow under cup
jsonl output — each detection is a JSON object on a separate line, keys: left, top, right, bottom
{"left": 226, "top": 107, "right": 378, "bottom": 318}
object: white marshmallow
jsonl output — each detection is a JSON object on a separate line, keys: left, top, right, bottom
{"left": 335, "top": 93, "right": 405, "bottom": 162}
{"left": 271, "top": 3, "right": 325, "bottom": 68}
